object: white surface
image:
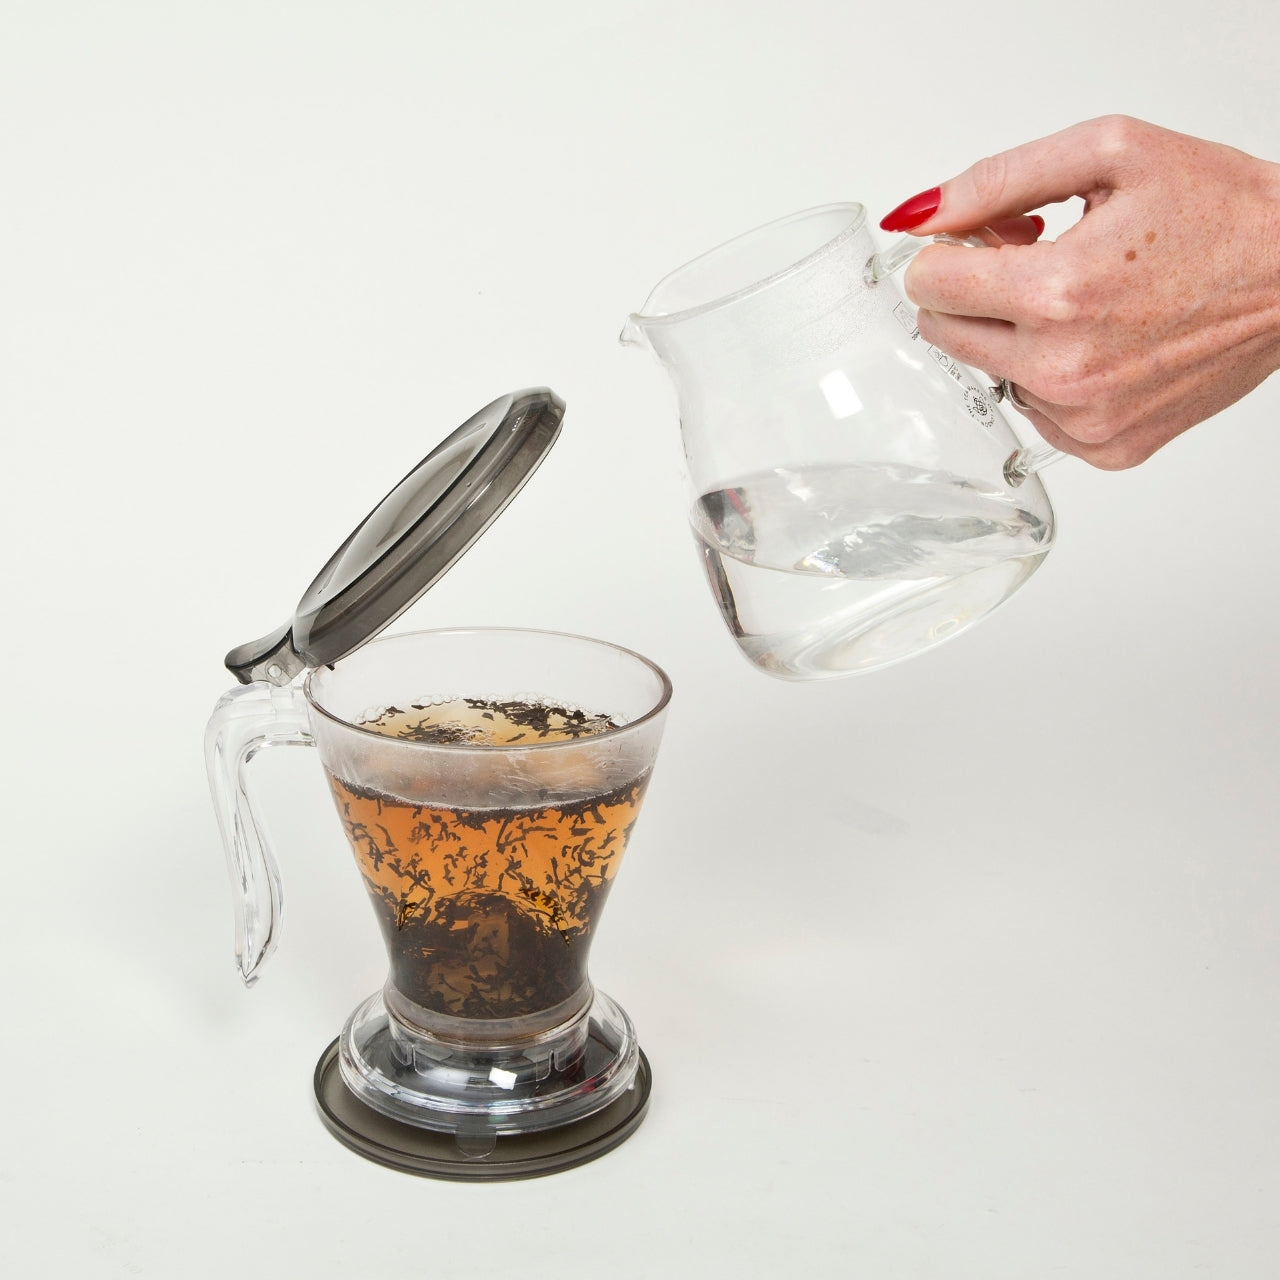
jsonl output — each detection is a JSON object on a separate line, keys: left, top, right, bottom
{"left": 3, "top": 2, "right": 1278, "bottom": 1276}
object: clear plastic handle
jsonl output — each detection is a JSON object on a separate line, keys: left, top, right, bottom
{"left": 203, "top": 680, "right": 312, "bottom": 986}
{"left": 864, "top": 231, "right": 1067, "bottom": 488}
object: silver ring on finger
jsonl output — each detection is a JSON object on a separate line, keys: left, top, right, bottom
{"left": 990, "top": 377, "right": 1034, "bottom": 412}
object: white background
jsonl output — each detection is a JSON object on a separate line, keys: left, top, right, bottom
{"left": 3, "top": 2, "right": 1278, "bottom": 1276}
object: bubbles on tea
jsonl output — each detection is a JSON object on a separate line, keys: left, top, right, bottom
{"left": 357, "top": 696, "right": 621, "bottom": 746}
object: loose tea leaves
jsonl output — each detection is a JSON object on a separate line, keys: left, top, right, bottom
{"left": 328, "top": 698, "right": 648, "bottom": 1021}
{"left": 358, "top": 696, "right": 620, "bottom": 746}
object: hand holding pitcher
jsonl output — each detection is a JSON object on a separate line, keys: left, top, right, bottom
{"left": 884, "top": 116, "right": 1280, "bottom": 470}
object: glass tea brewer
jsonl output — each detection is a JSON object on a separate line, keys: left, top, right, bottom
{"left": 204, "top": 389, "right": 672, "bottom": 1180}
{"left": 622, "top": 203, "right": 1063, "bottom": 680}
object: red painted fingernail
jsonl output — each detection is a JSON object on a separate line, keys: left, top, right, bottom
{"left": 1029, "top": 214, "right": 1046, "bottom": 236}
{"left": 879, "top": 187, "right": 941, "bottom": 232}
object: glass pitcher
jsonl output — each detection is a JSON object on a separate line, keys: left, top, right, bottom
{"left": 622, "top": 203, "right": 1060, "bottom": 680}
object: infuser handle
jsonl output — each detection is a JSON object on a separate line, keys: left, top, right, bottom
{"left": 864, "top": 230, "right": 1067, "bottom": 488}
{"left": 204, "top": 680, "right": 313, "bottom": 986}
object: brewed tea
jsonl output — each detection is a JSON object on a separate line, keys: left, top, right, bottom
{"left": 326, "top": 698, "right": 649, "bottom": 1023}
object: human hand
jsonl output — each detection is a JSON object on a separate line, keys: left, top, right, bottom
{"left": 881, "top": 116, "right": 1280, "bottom": 469}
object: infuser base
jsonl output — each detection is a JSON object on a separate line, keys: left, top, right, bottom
{"left": 335, "top": 986, "right": 643, "bottom": 1135}
{"left": 313, "top": 1040, "right": 651, "bottom": 1180}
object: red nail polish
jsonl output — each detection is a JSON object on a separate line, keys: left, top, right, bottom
{"left": 879, "top": 187, "right": 941, "bottom": 232}
{"left": 1029, "top": 214, "right": 1046, "bottom": 236}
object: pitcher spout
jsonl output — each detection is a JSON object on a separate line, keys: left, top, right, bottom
{"left": 619, "top": 315, "right": 649, "bottom": 349}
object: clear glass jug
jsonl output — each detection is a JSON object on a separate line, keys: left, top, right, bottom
{"left": 622, "top": 203, "right": 1059, "bottom": 680}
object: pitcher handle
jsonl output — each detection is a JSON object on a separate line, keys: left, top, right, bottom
{"left": 864, "top": 231, "right": 1067, "bottom": 488}
{"left": 204, "top": 680, "right": 313, "bottom": 986}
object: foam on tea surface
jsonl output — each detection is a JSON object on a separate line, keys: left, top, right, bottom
{"left": 356, "top": 696, "right": 621, "bottom": 746}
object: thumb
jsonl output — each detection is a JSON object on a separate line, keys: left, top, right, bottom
{"left": 880, "top": 115, "right": 1146, "bottom": 234}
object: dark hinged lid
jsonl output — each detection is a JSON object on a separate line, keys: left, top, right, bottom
{"left": 225, "top": 388, "right": 565, "bottom": 685}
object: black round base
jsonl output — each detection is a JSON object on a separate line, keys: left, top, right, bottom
{"left": 313, "top": 1039, "right": 652, "bottom": 1181}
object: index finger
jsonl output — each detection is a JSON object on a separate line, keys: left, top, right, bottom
{"left": 884, "top": 115, "right": 1157, "bottom": 234}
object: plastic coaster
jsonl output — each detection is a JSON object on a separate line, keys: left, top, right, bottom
{"left": 313, "top": 1039, "right": 652, "bottom": 1181}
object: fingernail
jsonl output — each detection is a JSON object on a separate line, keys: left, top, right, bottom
{"left": 879, "top": 187, "right": 941, "bottom": 232}
{"left": 1029, "top": 214, "right": 1046, "bottom": 236}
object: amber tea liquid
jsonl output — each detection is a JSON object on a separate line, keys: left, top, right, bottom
{"left": 325, "top": 698, "right": 649, "bottom": 1027}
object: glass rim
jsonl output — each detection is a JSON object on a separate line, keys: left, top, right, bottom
{"left": 303, "top": 625, "right": 673, "bottom": 753}
{"left": 628, "top": 201, "right": 868, "bottom": 330}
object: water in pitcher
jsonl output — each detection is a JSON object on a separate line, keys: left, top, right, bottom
{"left": 691, "top": 462, "right": 1053, "bottom": 678}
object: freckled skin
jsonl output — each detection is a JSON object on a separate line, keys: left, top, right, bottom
{"left": 898, "top": 116, "right": 1280, "bottom": 469}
